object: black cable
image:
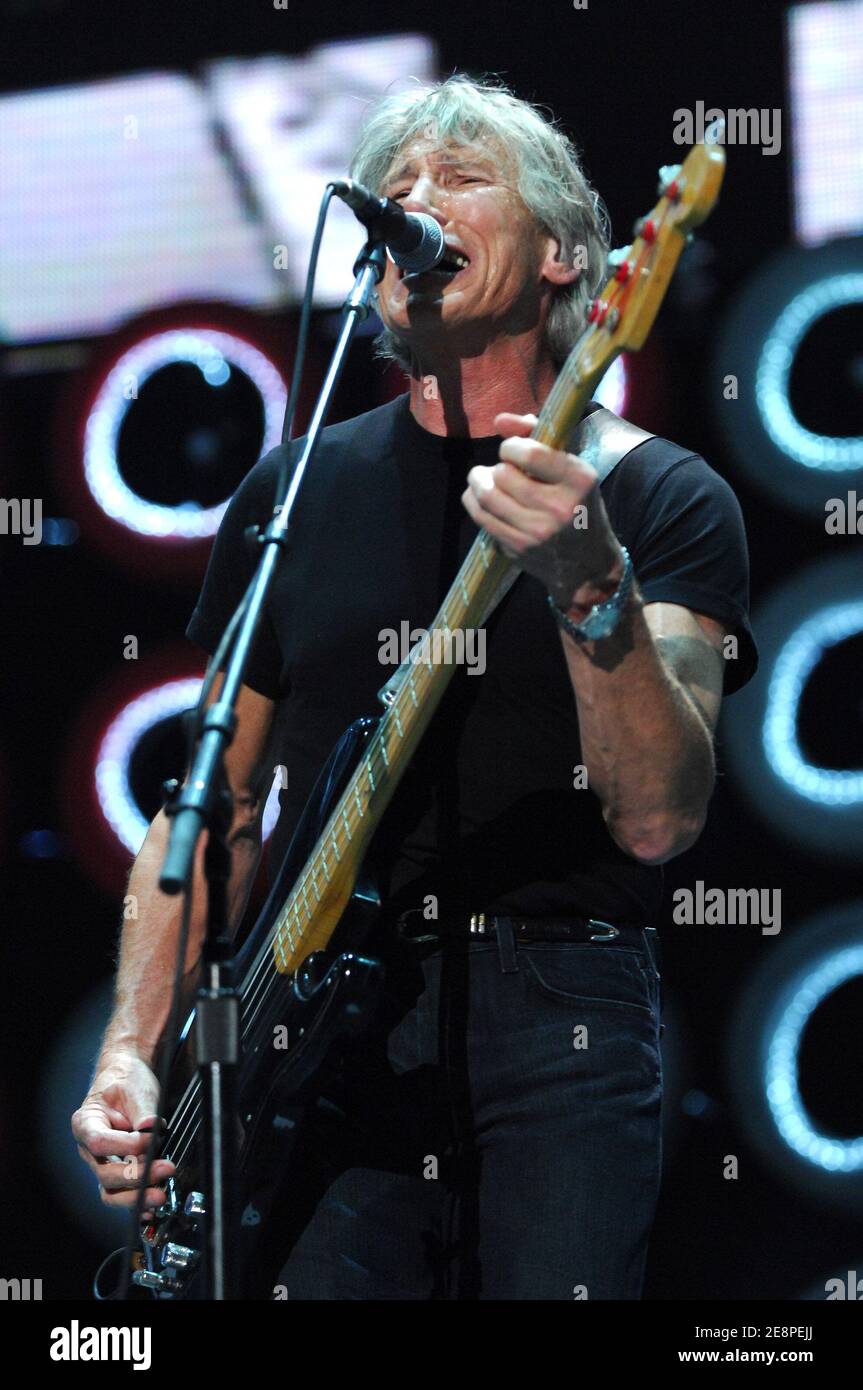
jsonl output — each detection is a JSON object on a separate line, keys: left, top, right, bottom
{"left": 277, "top": 183, "right": 336, "bottom": 471}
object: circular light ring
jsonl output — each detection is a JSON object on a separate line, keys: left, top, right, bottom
{"left": 756, "top": 273, "right": 863, "bottom": 471}
{"left": 84, "top": 329, "right": 287, "bottom": 538}
{"left": 764, "top": 601, "right": 863, "bottom": 806}
{"left": 725, "top": 902, "right": 863, "bottom": 1205}
{"left": 95, "top": 677, "right": 281, "bottom": 855}
{"left": 712, "top": 237, "right": 863, "bottom": 513}
{"left": 766, "top": 945, "right": 863, "bottom": 1171}
{"left": 722, "top": 553, "right": 863, "bottom": 859}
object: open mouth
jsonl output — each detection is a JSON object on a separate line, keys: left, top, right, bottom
{"left": 401, "top": 247, "right": 471, "bottom": 285}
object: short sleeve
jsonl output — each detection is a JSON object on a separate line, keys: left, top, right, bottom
{"left": 627, "top": 451, "right": 758, "bottom": 694}
{"left": 186, "top": 444, "right": 294, "bottom": 700}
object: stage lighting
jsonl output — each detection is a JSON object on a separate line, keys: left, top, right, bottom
{"left": 789, "top": 0, "right": 863, "bottom": 247}
{"left": 95, "top": 677, "right": 281, "bottom": 857}
{"left": 84, "top": 328, "right": 286, "bottom": 539}
{"left": 55, "top": 307, "right": 294, "bottom": 579}
{"left": 726, "top": 901, "right": 863, "bottom": 1207}
{"left": 721, "top": 553, "right": 863, "bottom": 860}
{"left": 61, "top": 652, "right": 282, "bottom": 898}
{"left": 712, "top": 238, "right": 863, "bottom": 513}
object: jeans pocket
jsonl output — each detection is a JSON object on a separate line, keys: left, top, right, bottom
{"left": 521, "top": 943, "right": 656, "bottom": 1018}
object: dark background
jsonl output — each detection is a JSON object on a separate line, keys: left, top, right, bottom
{"left": 2, "top": 0, "right": 862, "bottom": 1301}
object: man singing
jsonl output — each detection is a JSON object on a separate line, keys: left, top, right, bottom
{"left": 73, "top": 75, "right": 757, "bottom": 1299}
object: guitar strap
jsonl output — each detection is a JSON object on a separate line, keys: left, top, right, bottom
{"left": 377, "top": 405, "right": 655, "bottom": 707}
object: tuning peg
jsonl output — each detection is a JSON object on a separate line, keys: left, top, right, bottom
{"left": 633, "top": 216, "right": 657, "bottom": 243}
{"left": 657, "top": 164, "right": 683, "bottom": 200}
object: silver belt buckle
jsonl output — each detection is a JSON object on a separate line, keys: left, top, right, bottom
{"left": 587, "top": 918, "right": 620, "bottom": 942}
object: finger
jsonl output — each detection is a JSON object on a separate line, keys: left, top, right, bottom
{"left": 499, "top": 436, "right": 573, "bottom": 484}
{"left": 81, "top": 1124, "right": 156, "bottom": 1158}
{"left": 493, "top": 411, "right": 538, "bottom": 438}
{"left": 466, "top": 467, "right": 553, "bottom": 540}
{"left": 134, "top": 1114, "right": 163, "bottom": 1131}
{"left": 462, "top": 485, "right": 535, "bottom": 557}
{"left": 78, "top": 1146, "right": 175, "bottom": 1190}
{"left": 101, "top": 1185, "right": 168, "bottom": 1211}
{"left": 490, "top": 460, "right": 569, "bottom": 512}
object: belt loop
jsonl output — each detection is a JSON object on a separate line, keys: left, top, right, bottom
{"left": 493, "top": 916, "right": 519, "bottom": 974}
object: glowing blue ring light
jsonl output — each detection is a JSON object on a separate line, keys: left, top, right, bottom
{"left": 726, "top": 902, "right": 863, "bottom": 1207}
{"left": 722, "top": 554, "right": 863, "bottom": 860}
{"left": 712, "top": 237, "right": 863, "bottom": 513}
{"left": 764, "top": 601, "right": 863, "bottom": 806}
{"left": 756, "top": 273, "right": 863, "bottom": 471}
{"left": 84, "top": 330, "right": 287, "bottom": 538}
{"left": 95, "top": 678, "right": 280, "bottom": 855}
{"left": 765, "top": 945, "right": 863, "bottom": 1171}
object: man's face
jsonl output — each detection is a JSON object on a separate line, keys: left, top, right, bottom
{"left": 374, "top": 137, "right": 554, "bottom": 353}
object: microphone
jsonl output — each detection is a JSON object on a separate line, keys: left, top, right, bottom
{"left": 330, "top": 179, "right": 445, "bottom": 274}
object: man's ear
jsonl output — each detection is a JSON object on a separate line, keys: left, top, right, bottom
{"left": 539, "top": 235, "right": 583, "bottom": 288}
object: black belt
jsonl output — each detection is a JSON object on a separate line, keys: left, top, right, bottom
{"left": 394, "top": 909, "right": 648, "bottom": 946}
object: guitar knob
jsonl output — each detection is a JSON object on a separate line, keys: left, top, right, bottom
{"left": 132, "top": 1270, "right": 172, "bottom": 1291}
{"left": 184, "top": 1192, "right": 206, "bottom": 1219}
{"left": 161, "top": 1242, "right": 199, "bottom": 1271}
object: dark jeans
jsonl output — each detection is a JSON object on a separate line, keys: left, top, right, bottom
{"left": 263, "top": 922, "right": 663, "bottom": 1300}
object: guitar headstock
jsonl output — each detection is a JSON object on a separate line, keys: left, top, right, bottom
{"left": 573, "top": 120, "right": 726, "bottom": 380}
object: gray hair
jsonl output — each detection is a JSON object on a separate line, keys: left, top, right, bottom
{"left": 349, "top": 73, "right": 611, "bottom": 372}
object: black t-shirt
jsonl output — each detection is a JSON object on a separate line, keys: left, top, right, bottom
{"left": 187, "top": 391, "right": 757, "bottom": 926}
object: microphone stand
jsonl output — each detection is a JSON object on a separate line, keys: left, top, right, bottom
{"left": 158, "top": 230, "right": 389, "bottom": 1300}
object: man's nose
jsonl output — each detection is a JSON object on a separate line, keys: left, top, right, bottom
{"left": 401, "top": 175, "right": 446, "bottom": 223}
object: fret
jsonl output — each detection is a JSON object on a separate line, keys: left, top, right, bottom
{"left": 331, "top": 830, "right": 341, "bottom": 861}
{"left": 367, "top": 759, "right": 376, "bottom": 793}
{"left": 379, "top": 739, "right": 389, "bottom": 768}
{"left": 341, "top": 807, "right": 352, "bottom": 842}
{"left": 393, "top": 705, "right": 403, "bottom": 738}
{"left": 353, "top": 783, "right": 365, "bottom": 816}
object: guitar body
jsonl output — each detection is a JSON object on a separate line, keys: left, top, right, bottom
{"left": 130, "top": 717, "right": 386, "bottom": 1299}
